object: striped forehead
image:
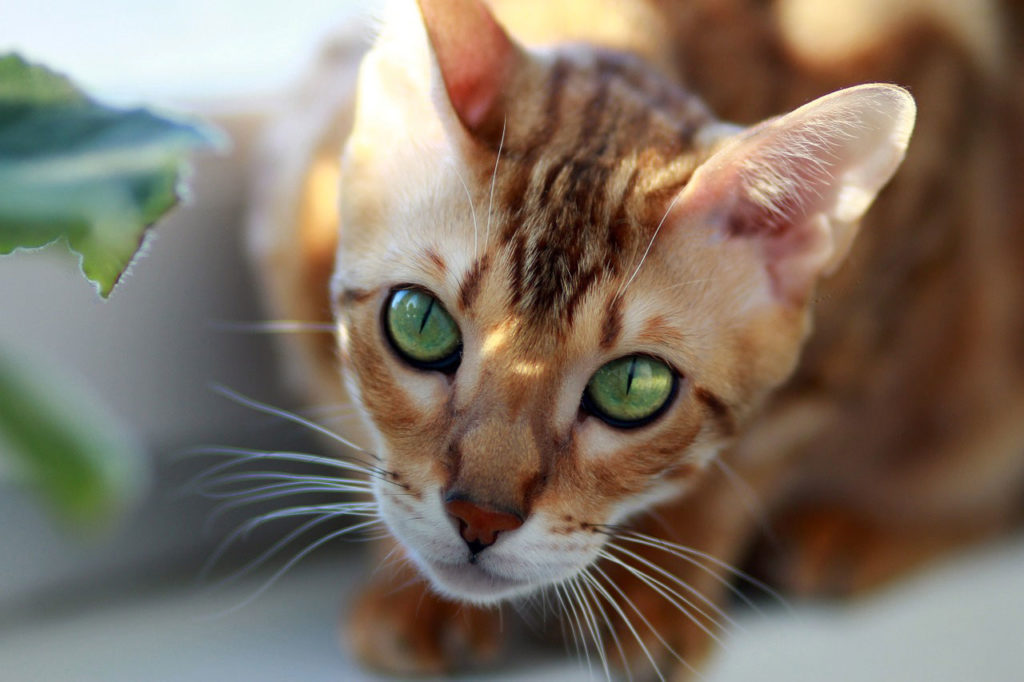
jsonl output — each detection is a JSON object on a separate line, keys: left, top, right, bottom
{"left": 476, "top": 51, "right": 711, "bottom": 327}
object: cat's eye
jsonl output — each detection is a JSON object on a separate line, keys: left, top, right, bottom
{"left": 384, "top": 288, "right": 462, "bottom": 372}
{"left": 583, "top": 355, "right": 677, "bottom": 428}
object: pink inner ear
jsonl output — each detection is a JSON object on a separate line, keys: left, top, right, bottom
{"left": 710, "top": 184, "right": 836, "bottom": 305}
{"left": 417, "top": 0, "right": 519, "bottom": 134}
{"left": 683, "top": 84, "right": 915, "bottom": 306}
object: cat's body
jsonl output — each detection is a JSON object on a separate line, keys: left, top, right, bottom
{"left": 248, "top": 0, "right": 1024, "bottom": 677}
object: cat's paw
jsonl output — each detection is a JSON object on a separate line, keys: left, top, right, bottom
{"left": 345, "top": 569, "right": 501, "bottom": 675}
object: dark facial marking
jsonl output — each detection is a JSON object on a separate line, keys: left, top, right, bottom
{"left": 600, "top": 295, "right": 624, "bottom": 349}
{"left": 482, "top": 51, "right": 707, "bottom": 329}
{"left": 426, "top": 248, "right": 447, "bottom": 273}
{"left": 458, "top": 254, "right": 491, "bottom": 312}
{"left": 694, "top": 385, "right": 736, "bottom": 437}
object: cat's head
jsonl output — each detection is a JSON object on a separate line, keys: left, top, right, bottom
{"left": 331, "top": 0, "right": 914, "bottom": 604}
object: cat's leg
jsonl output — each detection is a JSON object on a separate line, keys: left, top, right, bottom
{"left": 344, "top": 538, "right": 503, "bottom": 675}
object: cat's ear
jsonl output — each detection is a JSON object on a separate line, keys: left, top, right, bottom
{"left": 682, "top": 84, "right": 915, "bottom": 304}
{"left": 416, "top": 0, "right": 524, "bottom": 141}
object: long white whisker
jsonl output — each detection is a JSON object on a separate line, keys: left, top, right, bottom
{"left": 179, "top": 449, "right": 391, "bottom": 510}
{"left": 201, "top": 518, "right": 383, "bottom": 619}
{"left": 204, "top": 500, "right": 377, "bottom": 562}
{"left": 202, "top": 484, "right": 371, "bottom": 529}
{"left": 551, "top": 585, "right": 579, "bottom": 662}
{"left": 484, "top": 116, "right": 506, "bottom": 249}
{"left": 578, "top": 568, "right": 618, "bottom": 682}
{"left": 617, "top": 533, "right": 759, "bottom": 613}
{"left": 208, "top": 320, "right": 336, "bottom": 335}
{"left": 583, "top": 572, "right": 633, "bottom": 682}
{"left": 569, "top": 578, "right": 599, "bottom": 678}
{"left": 712, "top": 457, "right": 776, "bottom": 542}
{"left": 208, "top": 385, "right": 381, "bottom": 462}
{"left": 598, "top": 547, "right": 734, "bottom": 648}
{"left": 292, "top": 402, "right": 361, "bottom": 419}
{"left": 450, "top": 161, "right": 480, "bottom": 257}
{"left": 569, "top": 574, "right": 608, "bottom": 682}
{"left": 558, "top": 581, "right": 589, "bottom": 673}
{"left": 616, "top": 191, "right": 683, "bottom": 300}
{"left": 196, "top": 471, "right": 374, "bottom": 493}
{"left": 203, "top": 509, "right": 345, "bottom": 584}
{"left": 618, "top": 532, "right": 790, "bottom": 613}
{"left": 601, "top": 543, "right": 741, "bottom": 633}
{"left": 654, "top": 278, "right": 715, "bottom": 295}
{"left": 587, "top": 565, "right": 671, "bottom": 682}
{"left": 182, "top": 446, "right": 377, "bottom": 477}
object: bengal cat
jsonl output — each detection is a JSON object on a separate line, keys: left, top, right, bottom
{"left": 246, "top": 0, "right": 1024, "bottom": 678}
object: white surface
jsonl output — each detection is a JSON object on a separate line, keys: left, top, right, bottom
{"left": 2, "top": 537, "right": 1023, "bottom": 681}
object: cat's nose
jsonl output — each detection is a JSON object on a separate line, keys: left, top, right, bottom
{"left": 444, "top": 494, "right": 524, "bottom": 555}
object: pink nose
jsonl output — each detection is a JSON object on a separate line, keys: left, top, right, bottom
{"left": 444, "top": 496, "right": 524, "bottom": 554}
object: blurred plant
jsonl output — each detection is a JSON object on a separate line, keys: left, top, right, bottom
{"left": 0, "top": 54, "right": 219, "bottom": 528}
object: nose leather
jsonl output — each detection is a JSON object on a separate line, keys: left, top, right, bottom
{"left": 445, "top": 496, "right": 524, "bottom": 553}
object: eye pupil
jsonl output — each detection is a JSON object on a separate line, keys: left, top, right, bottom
{"left": 384, "top": 288, "right": 461, "bottom": 372}
{"left": 418, "top": 297, "right": 436, "bottom": 333}
{"left": 625, "top": 356, "right": 638, "bottom": 395}
{"left": 584, "top": 355, "right": 676, "bottom": 428}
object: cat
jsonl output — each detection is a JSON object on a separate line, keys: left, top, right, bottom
{"left": 246, "top": 0, "right": 1024, "bottom": 678}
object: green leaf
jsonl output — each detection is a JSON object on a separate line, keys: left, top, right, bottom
{"left": 0, "top": 345, "right": 146, "bottom": 528}
{"left": 0, "top": 53, "right": 220, "bottom": 297}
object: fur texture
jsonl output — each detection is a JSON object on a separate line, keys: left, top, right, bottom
{"left": 248, "top": 0, "right": 1024, "bottom": 678}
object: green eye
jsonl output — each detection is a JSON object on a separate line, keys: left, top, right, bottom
{"left": 584, "top": 355, "right": 677, "bottom": 427}
{"left": 385, "top": 288, "right": 462, "bottom": 371}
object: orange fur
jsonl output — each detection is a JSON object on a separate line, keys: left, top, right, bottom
{"left": 248, "top": 0, "right": 1024, "bottom": 678}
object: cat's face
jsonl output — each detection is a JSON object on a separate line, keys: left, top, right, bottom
{"left": 330, "top": 0, "right": 914, "bottom": 603}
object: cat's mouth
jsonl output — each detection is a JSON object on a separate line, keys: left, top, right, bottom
{"left": 423, "top": 558, "right": 535, "bottom": 602}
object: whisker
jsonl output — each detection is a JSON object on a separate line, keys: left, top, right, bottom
{"left": 291, "top": 402, "right": 361, "bottom": 419}
{"left": 203, "top": 509, "right": 346, "bottom": 584}
{"left": 195, "top": 471, "right": 374, "bottom": 494}
{"left": 484, "top": 116, "right": 506, "bottom": 250}
{"left": 178, "top": 446, "right": 393, "bottom": 493}
{"left": 208, "top": 385, "right": 382, "bottom": 462}
{"left": 584, "top": 572, "right": 634, "bottom": 682}
{"left": 202, "top": 483, "right": 372, "bottom": 529}
{"left": 201, "top": 517, "right": 383, "bottom": 619}
{"left": 653, "top": 278, "right": 715, "bottom": 295}
{"left": 577, "top": 568, "right": 617, "bottom": 682}
{"left": 349, "top": 529, "right": 395, "bottom": 543}
{"left": 207, "top": 320, "right": 336, "bottom": 335}
{"left": 615, "top": 191, "right": 683, "bottom": 301}
{"left": 206, "top": 500, "right": 378, "bottom": 561}
{"left": 450, "top": 160, "right": 480, "bottom": 257}
{"left": 598, "top": 546, "right": 734, "bottom": 648}
{"left": 178, "top": 450, "right": 389, "bottom": 509}
{"left": 614, "top": 531, "right": 791, "bottom": 613}
{"left": 567, "top": 575, "right": 604, "bottom": 681}
{"left": 712, "top": 457, "right": 777, "bottom": 543}
{"left": 586, "top": 565, "right": 672, "bottom": 682}
{"left": 548, "top": 585, "right": 574, "bottom": 660}
{"left": 601, "top": 542, "right": 742, "bottom": 631}
{"left": 555, "top": 582, "right": 588, "bottom": 672}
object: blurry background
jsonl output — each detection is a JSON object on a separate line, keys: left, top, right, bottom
{"left": 1, "top": 2, "right": 1022, "bottom": 681}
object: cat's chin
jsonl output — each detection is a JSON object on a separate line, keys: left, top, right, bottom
{"left": 419, "top": 559, "right": 540, "bottom": 604}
